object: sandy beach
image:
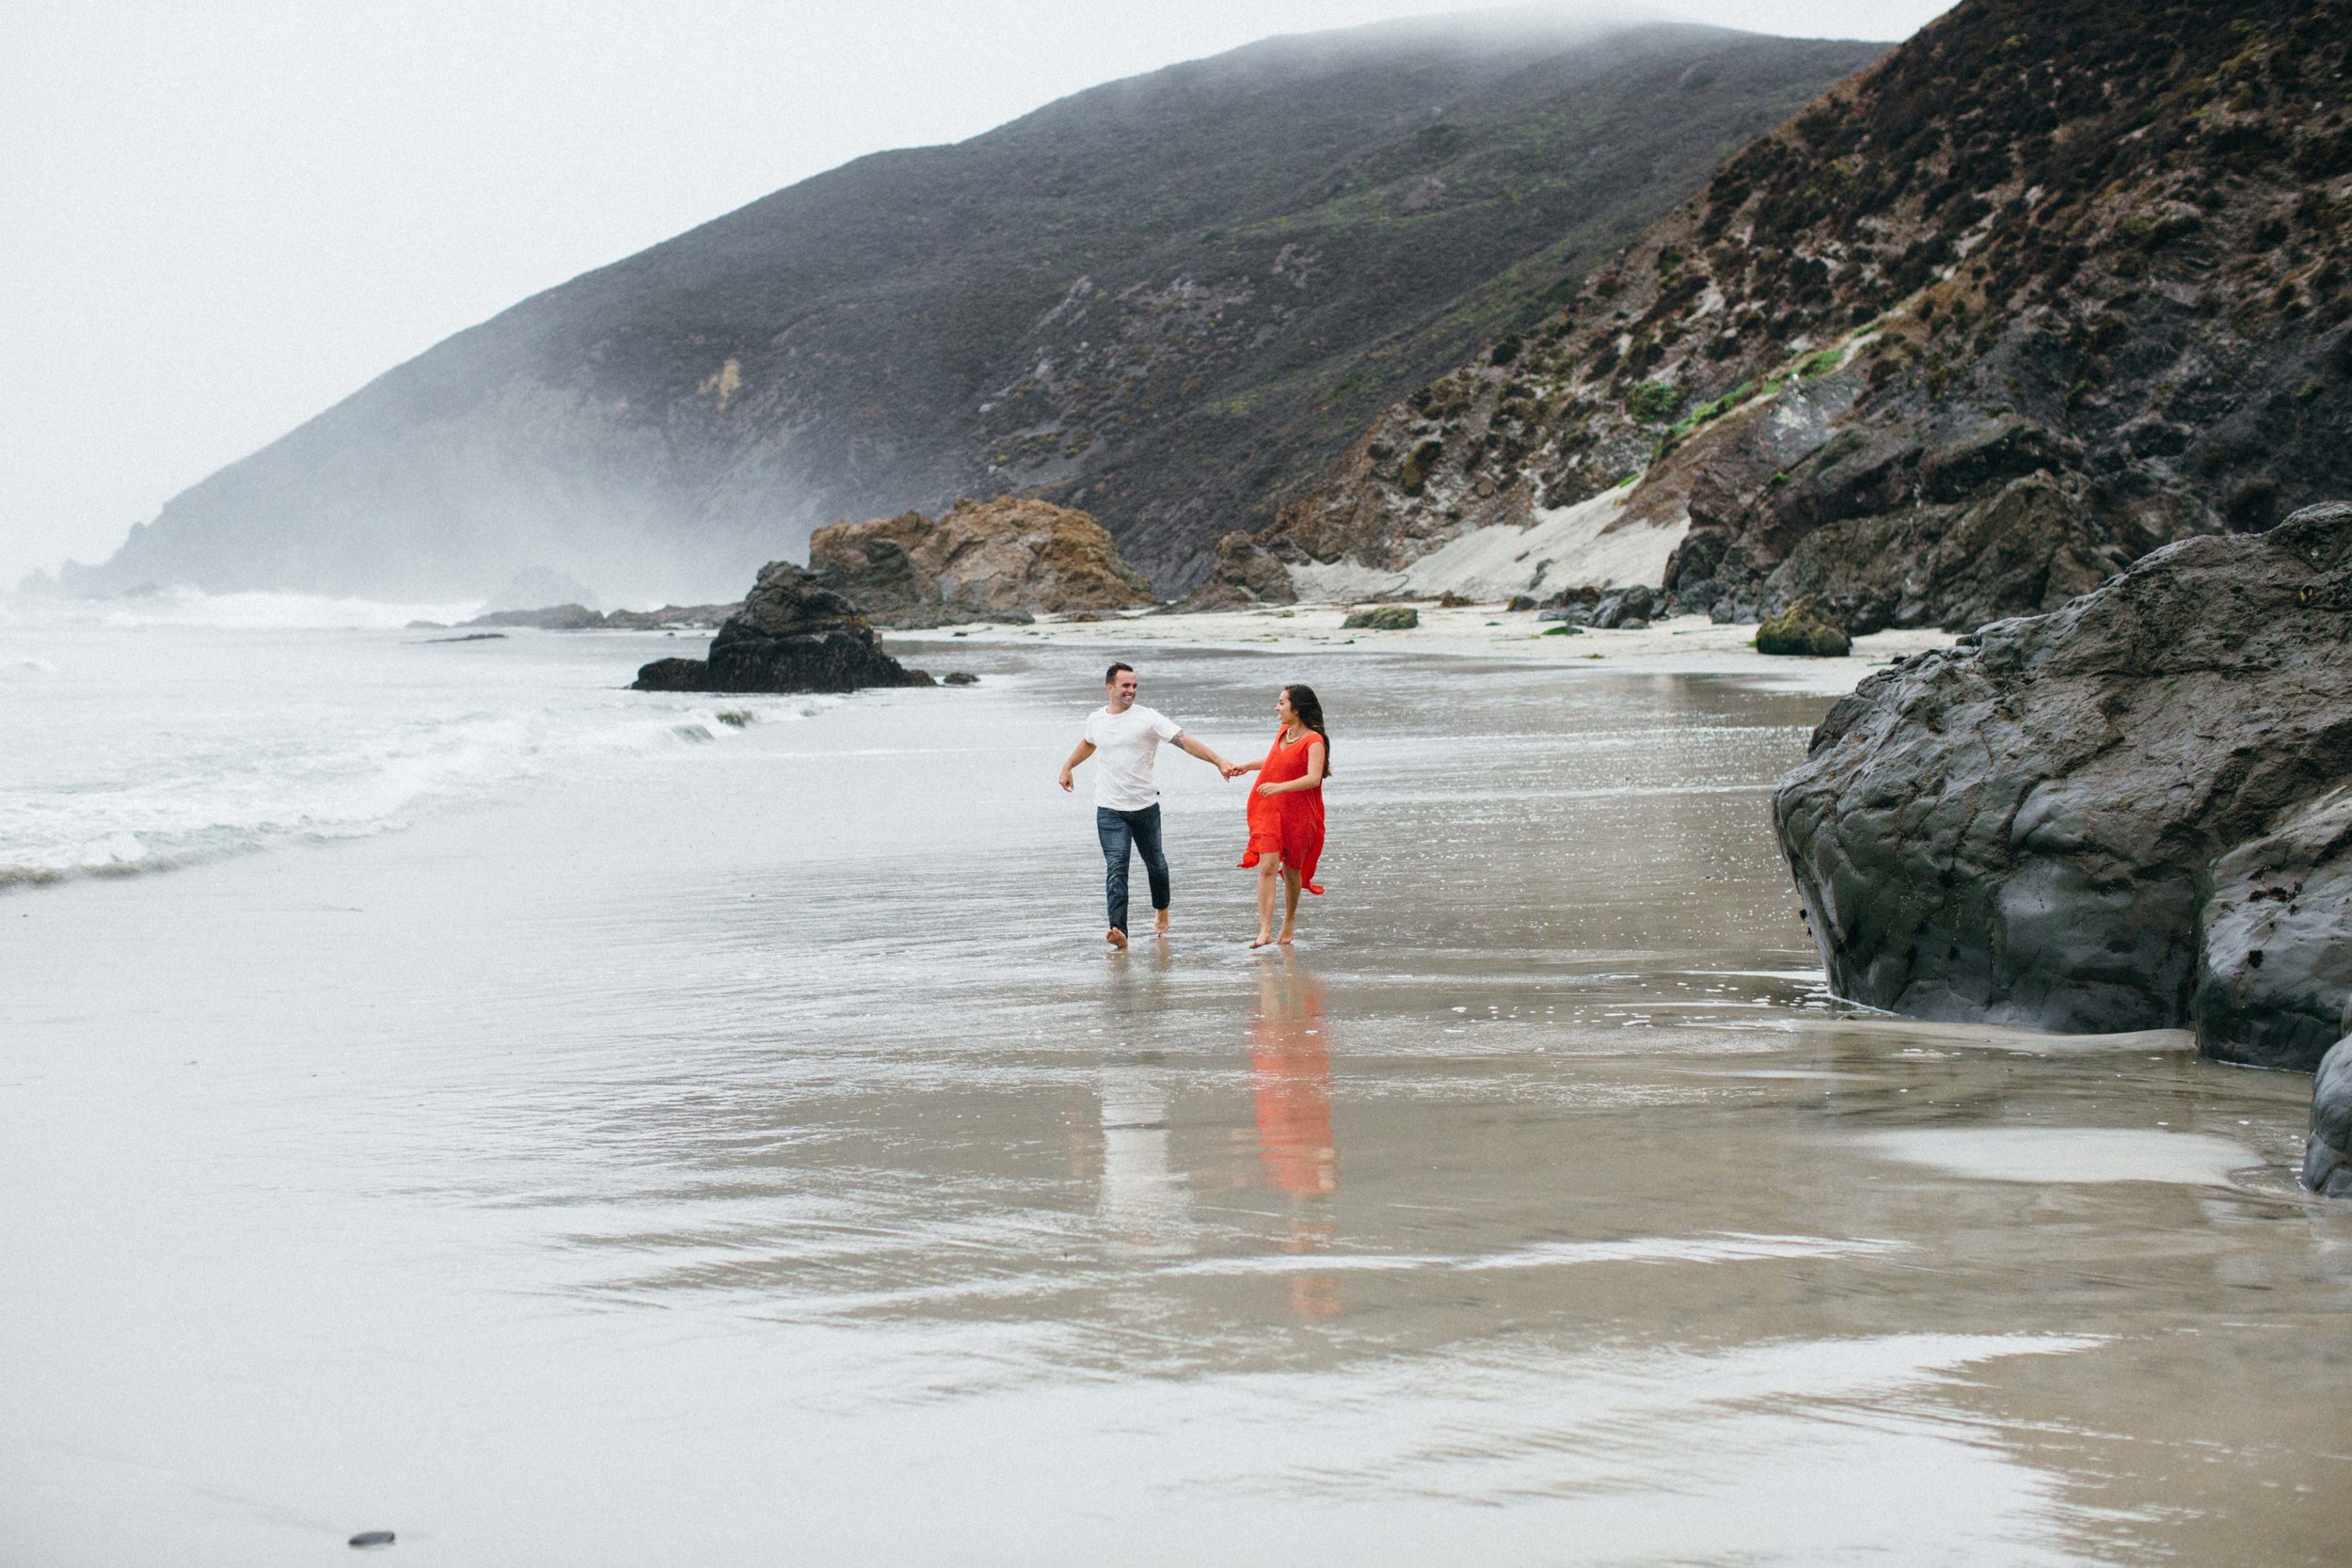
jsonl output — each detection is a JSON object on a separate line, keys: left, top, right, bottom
{"left": 5, "top": 622, "right": 2345, "bottom": 1566}
{"left": 914, "top": 602, "right": 1958, "bottom": 686}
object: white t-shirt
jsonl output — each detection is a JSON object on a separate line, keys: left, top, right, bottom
{"left": 1083, "top": 703, "right": 1184, "bottom": 811}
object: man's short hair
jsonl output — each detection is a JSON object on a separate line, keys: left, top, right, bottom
{"left": 1105, "top": 661, "right": 1135, "bottom": 684}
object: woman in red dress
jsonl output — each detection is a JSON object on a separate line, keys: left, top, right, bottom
{"left": 1235, "top": 684, "right": 1329, "bottom": 948}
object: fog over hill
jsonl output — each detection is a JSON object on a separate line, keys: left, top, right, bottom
{"left": 72, "top": 13, "right": 1884, "bottom": 604}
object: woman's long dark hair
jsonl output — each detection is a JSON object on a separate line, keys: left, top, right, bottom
{"left": 1282, "top": 683, "right": 1331, "bottom": 777}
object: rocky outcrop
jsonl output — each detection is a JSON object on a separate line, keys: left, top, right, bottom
{"left": 1773, "top": 501, "right": 2352, "bottom": 1069}
{"left": 465, "top": 602, "right": 739, "bottom": 631}
{"left": 1268, "top": 2, "right": 2352, "bottom": 629}
{"left": 630, "top": 562, "right": 932, "bottom": 694}
{"left": 1179, "top": 532, "right": 1298, "bottom": 610}
{"left": 1342, "top": 606, "right": 1419, "bottom": 630}
{"left": 810, "top": 498, "right": 1153, "bottom": 626}
{"left": 1755, "top": 600, "right": 1850, "bottom": 657}
{"left": 2308, "top": 1038, "right": 2352, "bottom": 1196}
{"left": 464, "top": 603, "right": 606, "bottom": 630}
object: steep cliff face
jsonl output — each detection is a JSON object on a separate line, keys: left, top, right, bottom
{"left": 1270, "top": 0, "right": 2352, "bottom": 628}
{"left": 73, "top": 19, "right": 1882, "bottom": 605}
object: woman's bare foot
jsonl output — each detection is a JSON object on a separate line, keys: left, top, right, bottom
{"left": 1106, "top": 927, "right": 1128, "bottom": 949}
{"left": 1277, "top": 924, "right": 1295, "bottom": 945}
{"left": 1250, "top": 928, "right": 1274, "bottom": 949}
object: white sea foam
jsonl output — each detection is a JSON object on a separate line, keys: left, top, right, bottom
{"left": 0, "top": 613, "right": 825, "bottom": 890}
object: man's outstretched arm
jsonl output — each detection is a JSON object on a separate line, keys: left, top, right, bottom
{"left": 1173, "top": 732, "right": 1241, "bottom": 778}
{"left": 1058, "top": 739, "right": 1096, "bottom": 792}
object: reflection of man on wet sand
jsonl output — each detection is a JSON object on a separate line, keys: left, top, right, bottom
{"left": 1058, "top": 662, "right": 1241, "bottom": 949}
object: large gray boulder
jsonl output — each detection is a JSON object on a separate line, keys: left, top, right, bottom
{"left": 631, "top": 562, "right": 932, "bottom": 694}
{"left": 2307, "top": 1037, "right": 2352, "bottom": 1196}
{"left": 1772, "top": 501, "right": 2352, "bottom": 1069}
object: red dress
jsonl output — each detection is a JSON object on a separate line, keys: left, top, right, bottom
{"left": 1238, "top": 727, "right": 1326, "bottom": 894}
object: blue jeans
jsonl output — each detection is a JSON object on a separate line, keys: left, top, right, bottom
{"left": 1095, "top": 804, "right": 1169, "bottom": 934}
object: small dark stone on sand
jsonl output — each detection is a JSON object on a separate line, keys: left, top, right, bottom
{"left": 348, "top": 1530, "right": 395, "bottom": 1548}
{"left": 944, "top": 672, "right": 980, "bottom": 685}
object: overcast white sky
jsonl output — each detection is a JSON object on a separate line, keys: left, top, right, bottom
{"left": 1, "top": 0, "right": 1957, "bottom": 584}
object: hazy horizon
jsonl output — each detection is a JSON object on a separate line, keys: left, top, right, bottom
{"left": 3, "top": 0, "right": 1958, "bottom": 589}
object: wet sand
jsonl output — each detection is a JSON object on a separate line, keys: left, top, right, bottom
{"left": 924, "top": 603, "right": 1957, "bottom": 683}
{"left": 3, "top": 641, "right": 2346, "bottom": 1565}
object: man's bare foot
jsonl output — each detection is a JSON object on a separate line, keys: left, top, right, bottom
{"left": 1250, "top": 929, "right": 1274, "bottom": 948}
{"left": 1106, "top": 927, "right": 1128, "bottom": 949}
{"left": 1154, "top": 911, "right": 1170, "bottom": 936}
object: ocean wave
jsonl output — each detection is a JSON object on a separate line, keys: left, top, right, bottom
{"left": 13, "top": 586, "right": 486, "bottom": 630}
{"left": 0, "top": 617, "right": 838, "bottom": 891}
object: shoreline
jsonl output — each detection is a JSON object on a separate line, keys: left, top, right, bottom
{"left": 892, "top": 603, "right": 1956, "bottom": 689}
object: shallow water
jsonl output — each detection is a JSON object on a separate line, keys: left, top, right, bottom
{"left": 2, "top": 635, "right": 2346, "bottom": 1565}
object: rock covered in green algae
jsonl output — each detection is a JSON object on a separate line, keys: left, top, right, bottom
{"left": 1773, "top": 501, "right": 2352, "bottom": 1069}
{"left": 1342, "top": 605, "right": 1419, "bottom": 630}
{"left": 1754, "top": 599, "right": 1851, "bottom": 657}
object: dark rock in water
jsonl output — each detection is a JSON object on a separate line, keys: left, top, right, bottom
{"left": 1774, "top": 501, "right": 2352, "bottom": 1068}
{"left": 2194, "top": 785, "right": 2352, "bottom": 1070}
{"left": 348, "top": 1530, "right": 395, "bottom": 1548}
{"left": 463, "top": 603, "right": 604, "bottom": 630}
{"left": 2306, "top": 1037, "right": 2352, "bottom": 1196}
{"left": 1342, "top": 605, "right": 1419, "bottom": 630}
{"left": 418, "top": 632, "right": 508, "bottom": 644}
{"left": 1755, "top": 599, "right": 1851, "bottom": 657}
{"left": 943, "top": 672, "right": 980, "bottom": 686}
{"left": 630, "top": 562, "right": 934, "bottom": 694}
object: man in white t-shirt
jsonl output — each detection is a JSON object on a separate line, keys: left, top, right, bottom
{"left": 1058, "top": 661, "right": 1240, "bottom": 949}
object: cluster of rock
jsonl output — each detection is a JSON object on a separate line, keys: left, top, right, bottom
{"left": 453, "top": 602, "right": 739, "bottom": 632}
{"left": 1773, "top": 504, "right": 2352, "bottom": 1087}
{"left": 810, "top": 498, "right": 1156, "bottom": 627}
{"left": 1531, "top": 584, "right": 1658, "bottom": 630}
{"left": 631, "top": 562, "right": 934, "bottom": 695}
{"left": 1341, "top": 605, "right": 1418, "bottom": 631}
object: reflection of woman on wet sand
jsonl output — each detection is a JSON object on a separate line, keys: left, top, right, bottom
{"left": 1251, "top": 955, "right": 1336, "bottom": 1198}
{"left": 1251, "top": 952, "right": 1339, "bottom": 1317}
{"left": 1233, "top": 684, "right": 1328, "bottom": 949}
